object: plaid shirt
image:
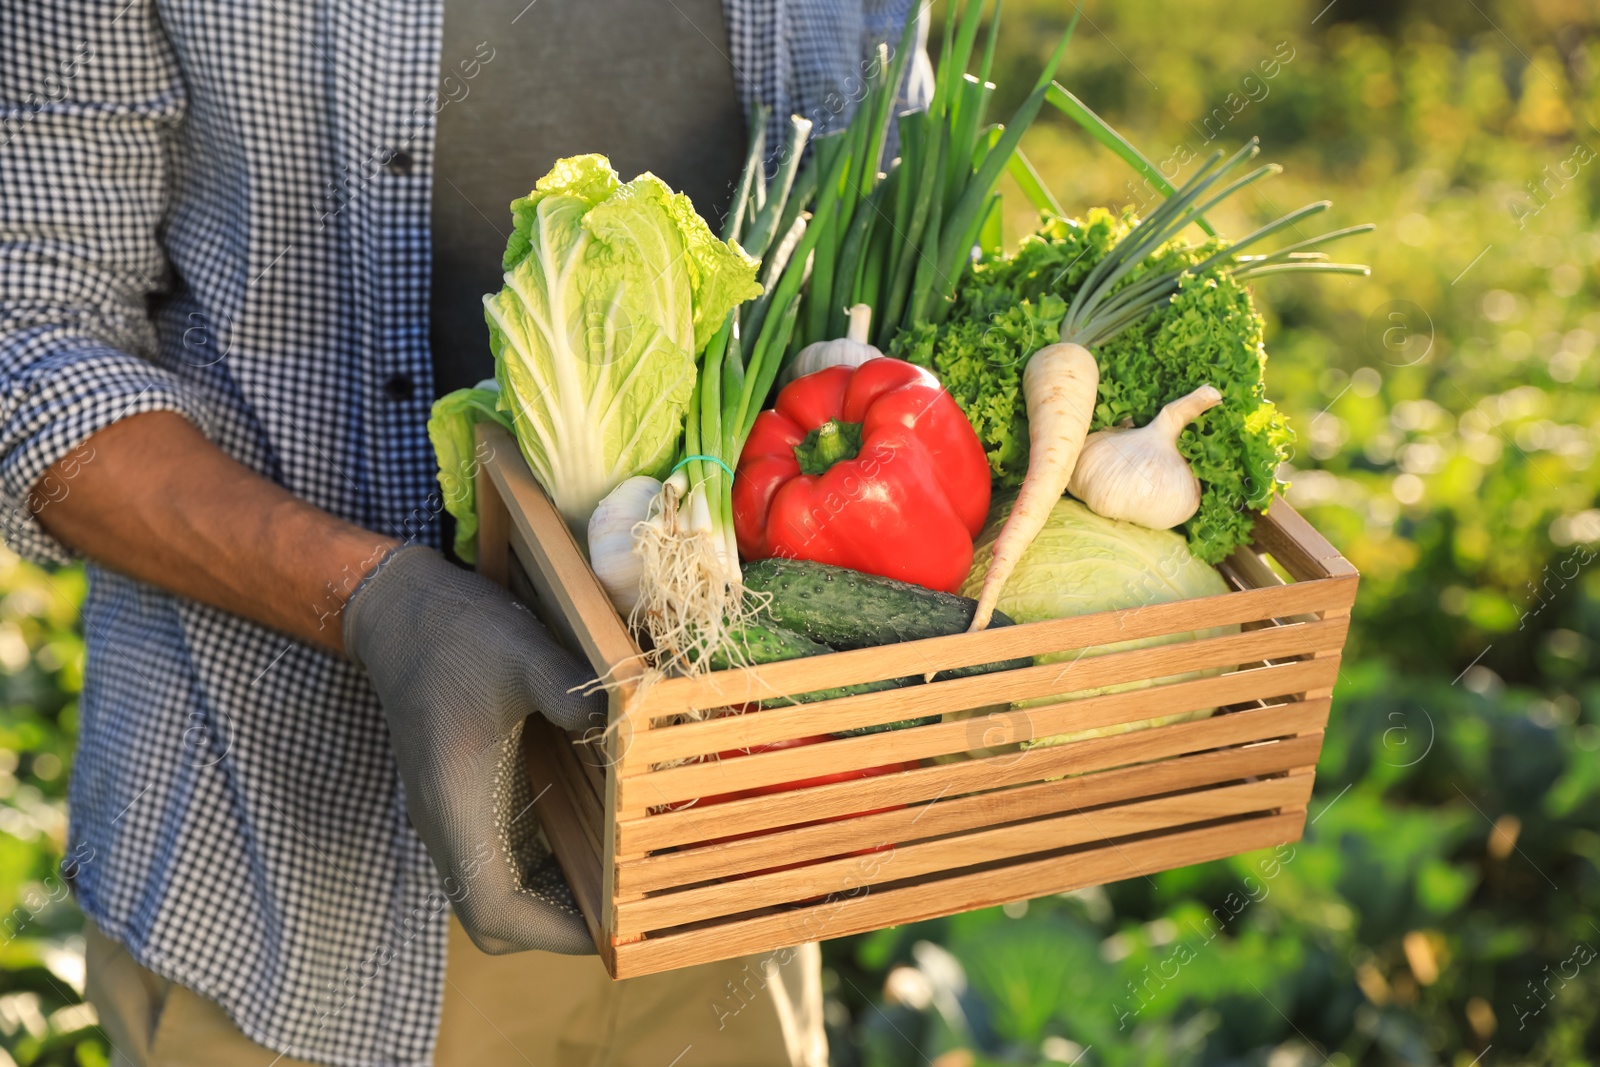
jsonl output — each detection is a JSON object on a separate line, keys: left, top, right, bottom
{"left": 0, "top": 2, "right": 925, "bottom": 1064}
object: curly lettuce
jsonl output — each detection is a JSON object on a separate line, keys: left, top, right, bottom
{"left": 894, "top": 210, "right": 1292, "bottom": 563}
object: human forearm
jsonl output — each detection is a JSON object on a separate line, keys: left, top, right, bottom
{"left": 34, "top": 411, "right": 399, "bottom": 652}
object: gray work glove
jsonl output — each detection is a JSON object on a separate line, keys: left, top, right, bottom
{"left": 344, "top": 543, "right": 605, "bottom": 955}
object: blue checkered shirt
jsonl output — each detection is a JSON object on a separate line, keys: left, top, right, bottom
{"left": 0, "top": 2, "right": 926, "bottom": 1064}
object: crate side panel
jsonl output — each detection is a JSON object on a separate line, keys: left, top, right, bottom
{"left": 474, "top": 426, "right": 512, "bottom": 587}
{"left": 619, "top": 696, "right": 1330, "bottom": 851}
{"left": 620, "top": 657, "right": 1338, "bottom": 810}
{"left": 548, "top": 733, "right": 607, "bottom": 862}
{"left": 614, "top": 774, "right": 1313, "bottom": 933}
{"left": 617, "top": 734, "right": 1323, "bottom": 892}
{"left": 609, "top": 813, "right": 1304, "bottom": 978}
{"left": 628, "top": 618, "right": 1347, "bottom": 765}
{"left": 644, "top": 578, "right": 1356, "bottom": 717}
{"left": 1251, "top": 501, "right": 1358, "bottom": 582}
{"left": 522, "top": 718, "right": 607, "bottom": 953}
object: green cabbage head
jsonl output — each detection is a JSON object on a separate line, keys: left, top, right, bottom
{"left": 958, "top": 492, "right": 1237, "bottom": 750}
{"left": 484, "top": 154, "right": 761, "bottom": 534}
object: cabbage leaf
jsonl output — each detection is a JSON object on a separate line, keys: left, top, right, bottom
{"left": 956, "top": 492, "right": 1237, "bottom": 749}
{"left": 427, "top": 381, "right": 510, "bottom": 564}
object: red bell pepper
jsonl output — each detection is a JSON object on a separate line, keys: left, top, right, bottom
{"left": 733, "top": 358, "right": 991, "bottom": 593}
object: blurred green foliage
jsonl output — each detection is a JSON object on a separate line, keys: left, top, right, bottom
{"left": 2, "top": 0, "right": 1597, "bottom": 1064}
{"left": 821, "top": 0, "right": 1600, "bottom": 1064}
{"left": 0, "top": 557, "right": 104, "bottom": 1066}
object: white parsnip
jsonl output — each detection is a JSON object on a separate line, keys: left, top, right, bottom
{"left": 969, "top": 342, "right": 1099, "bottom": 630}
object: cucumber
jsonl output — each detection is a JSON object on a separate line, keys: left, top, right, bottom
{"left": 741, "top": 559, "right": 1035, "bottom": 736}
{"left": 704, "top": 622, "right": 829, "bottom": 669}
{"left": 742, "top": 558, "right": 1033, "bottom": 679}
{"left": 705, "top": 623, "right": 909, "bottom": 707}
{"left": 743, "top": 558, "right": 987, "bottom": 644}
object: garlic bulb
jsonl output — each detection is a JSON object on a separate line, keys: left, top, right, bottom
{"left": 780, "top": 304, "right": 882, "bottom": 385}
{"left": 1067, "top": 385, "right": 1223, "bottom": 530}
{"left": 587, "top": 475, "right": 662, "bottom": 614}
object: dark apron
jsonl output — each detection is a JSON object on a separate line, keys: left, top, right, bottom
{"left": 428, "top": 0, "right": 748, "bottom": 396}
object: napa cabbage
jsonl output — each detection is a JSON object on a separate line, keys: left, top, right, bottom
{"left": 484, "top": 154, "right": 761, "bottom": 535}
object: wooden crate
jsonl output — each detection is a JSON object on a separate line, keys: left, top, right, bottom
{"left": 474, "top": 423, "right": 1357, "bottom": 979}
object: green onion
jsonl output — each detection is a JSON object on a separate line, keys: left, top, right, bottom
{"left": 1057, "top": 140, "right": 1373, "bottom": 349}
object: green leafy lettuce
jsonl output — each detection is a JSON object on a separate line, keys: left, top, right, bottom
{"left": 894, "top": 209, "right": 1293, "bottom": 563}
{"left": 485, "top": 154, "right": 762, "bottom": 534}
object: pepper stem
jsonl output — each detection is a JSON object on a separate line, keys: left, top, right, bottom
{"left": 794, "top": 419, "right": 864, "bottom": 475}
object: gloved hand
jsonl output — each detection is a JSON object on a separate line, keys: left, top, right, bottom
{"left": 344, "top": 543, "right": 606, "bottom": 955}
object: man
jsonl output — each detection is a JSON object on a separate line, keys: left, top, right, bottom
{"left": 0, "top": 1, "right": 927, "bottom": 1063}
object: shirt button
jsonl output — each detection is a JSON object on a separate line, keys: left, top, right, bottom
{"left": 385, "top": 150, "right": 414, "bottom": 176}
{"left": 383, "top": 373, "right": 415, "bottom": 401}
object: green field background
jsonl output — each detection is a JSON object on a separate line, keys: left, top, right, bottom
{"left": 2, "top": 0, "right": 1597, "bottom": 1063}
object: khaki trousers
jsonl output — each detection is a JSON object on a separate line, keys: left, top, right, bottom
{"left": 84, "top": 917, "right": 825, "bottom": 1067}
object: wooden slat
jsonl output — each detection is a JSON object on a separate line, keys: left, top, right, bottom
{"left": 474, "top": 424, "right": 512, "bottom": 588}
{"left": 619, "top": 696, "right": 1329, "bottom": 851}
{"left": 618, "top": 735, "right": 1323, "bottom": 892}
{"left": 610, "top": 812, "right": 1304, "bottom": 978}
{"left": 622, "top": 744, "right": 1310, "bottom": 888}
{"left": 1221, "top": 547, "right": 1323, "bottom": 622}
{"left": 552, "top": 734, "right": 608, "bottom": 860}
{"left": 619, "top": 655, "right": 1338, "bottom": 811}
{"left": 1252, "top": 500, "right": 1358, "bottom": 582}
{"left": 602, "top": 691, "right": 631, "bottom": 949}
{"left": 539, "top": 724, "right": 609, "bottom": 810}
{"left": 627, "top": 617, "right": 1347, "bottom": 765}
{"left": 631, "top": 576, "right": 1357, "bottom": 720}
{"left": 524, "top": 718, "right": 603, "bottom": 864}
{"left": 574, "top": 744, "right": 608, "bottom": 805}
{"left": 522, "top": 720, "right": 607, "bottom": 952}
{"left": 616, "top": 773, "right": 1312, "bottom": 931}
{"left": 482, "top": 425, "right": 643, "bottom": 682}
